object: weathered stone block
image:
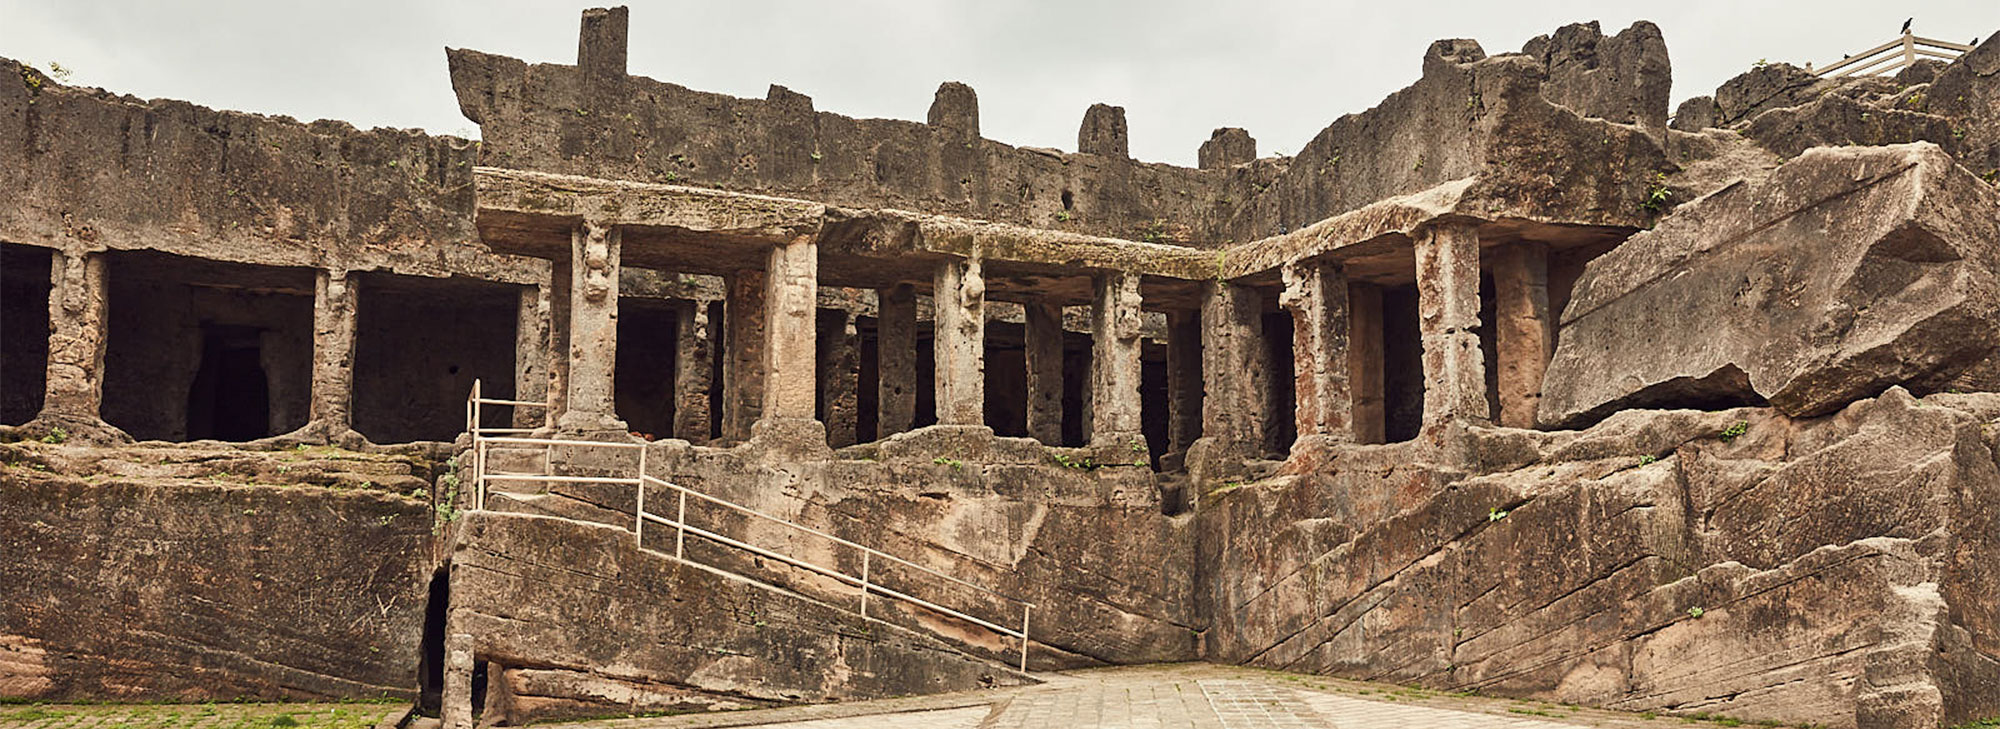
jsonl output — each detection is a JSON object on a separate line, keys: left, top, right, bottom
{"left": 1542, "top": 143, "right": 2000, "bottom": 427}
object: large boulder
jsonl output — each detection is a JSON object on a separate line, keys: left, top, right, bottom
{"left": 1541, "top": 143, "right": 2000, "bottom": 427}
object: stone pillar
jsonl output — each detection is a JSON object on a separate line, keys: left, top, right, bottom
{"left": 1166, "top": 309, "right": 1203, "bottom": 458}
{"left": 933, "top": 258, "right": 985, "bottom": 427}
{"left": 1088, "top": 271, "right": 1144, "bottom": 445}
{"left": 818, "top": 309, "right": 860, "bottom": 447}
{"left": 40, "top": 251, "right": 107, "bottom": 423}
{"left": 720, "top": 269, "right": 767, "bottom": 442}
{"left": 1187, "top": 281, "right": 1264, "bottom": 477}
{"left": 1349, "top": 283, "right": 1387, "bottom": 444}
{"left": 306, "top": 269, "right": 358, "bottom": 436}
{"left": 762, "top": 238, "right": 818, "bottom": 424}
{"left": 672, "top": 299, "right": 713, "bottom": 443}
{"left": 875, "top": 284, "right": 917, "bottom": 437}
{"left": 557, "top": 222, "right": 625, "bottom": 432}
{"left": 440, "top": 632, "right": 476, "bottom": 729}
{"left": 1282, "top": 260, "right": 1352, "bottom": 442}
{"left": 1023, "top": 300, "right": 1065, "bottom": 445}
{"left": 513, "top": 283, "right": 552, "bottom": 430}
{"left": 546, "top": 260, "right": 573, "bottom": 430}
{"left": 1078, "top": 103, "right": 1130, "bottom": 159}
{"left": 1491, "top": 242, "right": 1553, "bottom": 429}
{"left": 1415, "top": 222, "right": 1490, "bottom": 427}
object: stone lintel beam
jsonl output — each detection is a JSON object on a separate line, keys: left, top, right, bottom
{"left": 933, "top": 257, "right": 986, "bottom": 426}
{"left": 1024, "top": 300, "right": 1065, "bottom": 445}
{"left": 672, "top": 299, "right": 714, "bottom": 443}
{"left": 720, "top": 269, "right": 767, "bottom": 443}
{"left": 1415, "top": 221, "right": 1490, "bottom": 428}
{"left": 1491, "top": 242, "right": 1553, "bottom": 429}
{"left": 304, "top": 268, "right": 359, "bottom": 438}
{"left": 39, "top": 250, "right": 108, "bottom": 425}
{"left": 555, "top": 222, "right": 627, "bottom": 433}
{"left": 876, "top": 284, "right": 918, "bottom": 437}
{"left": 761, "top": 238, "right": 819, "bottom": 424}
{"left": 1089, "top": 271, "right": 1145, "bottom": 445}
{"left": 1281, "top": 259, "right": 1352, "bottom": 442}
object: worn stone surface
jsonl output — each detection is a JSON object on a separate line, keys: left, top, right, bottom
{"left": 933, "top": 258, "right": 986, "bottom": 426}
{"left": 1713, "top": 62, "right": 1825, "bottom": 127}
{"left": 1543, "top": 143, "right": 2000, "bottom": 427}
{"left": 1669, "top": 95, "right": 1717, "bottom": 131}
{"left": 1527, "top": 21, "right": 1672, "bottom": 136}
{"left": 0, "top": 443, "right": 436, "bottom": 701}
{"left": 1201, "top": 389, "right": 2000, "bottom": 729}
{"left": 1198, "top": 128, "right": 1256, "bottom": 169}
{"left": 1087, "top": 271, "right": 1144, "bottom": 445}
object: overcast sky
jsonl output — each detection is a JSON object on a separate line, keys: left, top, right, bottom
{"left": 2, "top": 1, "right": 1995, "bottom": 166}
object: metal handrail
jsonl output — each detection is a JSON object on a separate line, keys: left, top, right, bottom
{"left": 456, "top": 382, "right": 1035, "bottom": 671}
{"left": 1812, "top": 32, "right": 1973, "bottom": 78}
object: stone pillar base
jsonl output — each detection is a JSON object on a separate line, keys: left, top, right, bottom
{"left": 743, "top": 417, "right": 833, "bottom": 461}
{"left": 18, "top": 413, "right": 129, "bottom": 447}
{"left": 1185, "top": 435, "right": 1253, "bottom": 489}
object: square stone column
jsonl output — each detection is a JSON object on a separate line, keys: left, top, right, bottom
{"left": 762, "top": 237, "right": 818, "bottom": 423}
{"left": 546, "top": 260, "right": 573, "bottom": 430}
{"left": 818, "top": 309, "right": 860, "bottom": 447}
{"left": 1349, "top": 283, "right": 1387, "bottom": 444}
{"left": 720, "top": 269, "right": 767, "bottom": 442}
{"left": 513, "top": 282, "right": 552, "bottom": 430}
{"left": 40, "top": 250, "right": 107, "bottom": 423}
{"left": 875, "top": 283, "right": 918, "bottom": 437}
{"left": 1165, "top": 309, "right": 1203, "bottom": 458}
{"left": 672, "top": 299, "right": 714, "bottom": 443}
{"left": 1415, "top": 221, "right": 1490, "bottom": 428}
{"left": 1023, "top": 300, "right": 1065, "bottom": 445}
{"left": 1491, "top": 242, "right": 1553, "bottom": 429}
{"left": 557, "top": 222, "right": 626, "bottom": 432}
{"left": 306, "top": 268, "right": 358, "bottom": 437}
{"left": 1088, "top": 271, "right": 1144, "bottom": 445}
{"left": 1281, "top": 259, "right": 1352, "bottom": 442}
{"left": 1186, "top": 281, "right": 1264, "bottom": 480}
{"left": 932, "top": 258, "right": 985, "bottom": 426}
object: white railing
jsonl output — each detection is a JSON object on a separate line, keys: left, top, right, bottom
{"left": 459, "top": 381, "right": 1035, "bottom": 672}
{"left": 1811, "top": 32, "right": 1973, "bottom": 79}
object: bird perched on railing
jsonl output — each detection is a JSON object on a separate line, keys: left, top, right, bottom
{"left": 1902, "top": 18, "right": 1913, "bottom": 34}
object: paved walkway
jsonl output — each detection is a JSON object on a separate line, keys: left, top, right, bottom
{"left": 592, "top": 663, "right": 1782, "bottom": 729}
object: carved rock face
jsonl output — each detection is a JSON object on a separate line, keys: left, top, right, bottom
{"left": 1541, "top": 143, "right": 2000, "bottom": 428}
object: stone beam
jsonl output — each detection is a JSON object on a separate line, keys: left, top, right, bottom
{"left": 1415, "top": 221, "right": 1490, "bottom": 428}
{"left": 672, "top": 299, "right": 713, "bottom": 443}
{"left": 933, "top": 258, "right": 985, "bottom": 427}
{"left": 556, "top": 222, "right": 627, "bottom": 432}
{"left": 39, "top": 251, "right": 107, "bottom": 425}
{"left": 1024, "top": 300, "right": 1065, "bottom": 445}
{"left": 876, "top": 284, "right": 918, "bottom": 437}
{"left": 1089, "top": 271, "right": 1144, "bottom": 446}
{"left": 1491, "top": 242, "right": 1553, "bottom": 429}
{"left": 1281, "top": 260, "right": 1352, "bottom": 442}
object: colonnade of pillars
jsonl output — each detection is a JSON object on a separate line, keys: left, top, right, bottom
{"left": 24, "top": 220, "right": 1554, "bottom": 451}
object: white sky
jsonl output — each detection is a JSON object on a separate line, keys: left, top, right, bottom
{"left": 2, "top": 1, "right": 1994, "bottom": 166}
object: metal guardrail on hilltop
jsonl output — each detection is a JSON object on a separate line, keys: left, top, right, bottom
{"left": 460, "top": 380, "right": 1035, "bottom": 671}
{"left": 1811, "top": 31, "right": 1974, "bottom": 79}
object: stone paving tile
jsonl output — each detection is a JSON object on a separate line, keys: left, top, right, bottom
{"left": 1299, "top": 692, "right": 1583, "bottom": 728}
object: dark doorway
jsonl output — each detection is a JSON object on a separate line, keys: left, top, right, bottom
{"left": 1, "top": 244, "right": 52, "bottom": 424}
{"left": 186, "top": 325, "right": 272, "bottom": 441}
{"left": 1383, "top": 284, "right": 1425, "bottom": 443}
{"left": 417, "top": 567, "right": 449, "bottom": 717}
{"left": 1261, "top": 310, "right": 1297, "bottom": 458}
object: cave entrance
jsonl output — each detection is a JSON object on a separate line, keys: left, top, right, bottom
{"left": 1, "top": 244, "right": 52, "bottom": 425}
{"left": 1381, "top": 284, "right": 1425, "bottom": 443}
{"left": 417, "top": 566, "right": 449, "bottom": 717}
{"left": 186, "top": 325, "right": 273, "bottom": 442}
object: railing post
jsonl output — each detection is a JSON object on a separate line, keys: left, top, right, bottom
{"left": 471, "top": 379, "right": 482, "bottom": 436}
{"left": 675, "top": 490, "right": 687, "bottom": 559}
{"left": 859, "top": 551, "right": 871, "bottom": 620}
{"left": 1020, "top": 604, "right": 1031, "bottom": 672}
{"left": 635, "top": 449, "right": 647, "bottom": 545}
{"left": 474, "top": 439, "right": 487, "bottom": 512}
{"left": 1904, "top": 32, "right": 1916, "bottom": 69}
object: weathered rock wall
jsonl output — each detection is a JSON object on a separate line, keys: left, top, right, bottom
{"left": 1542, "top": 143, "right": 2000, "bottom": 428}
{"left": 0, "top": 445, "right": 437, "bottom": 701}
{"left": 0, "top": 58, "right": 532, "bottom": 282}
{"left": 1197, "top": 389, "right": 2000, "bottom": 729}
{"left": 449, "top": 511, "right": 1034, "bottom": 723}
